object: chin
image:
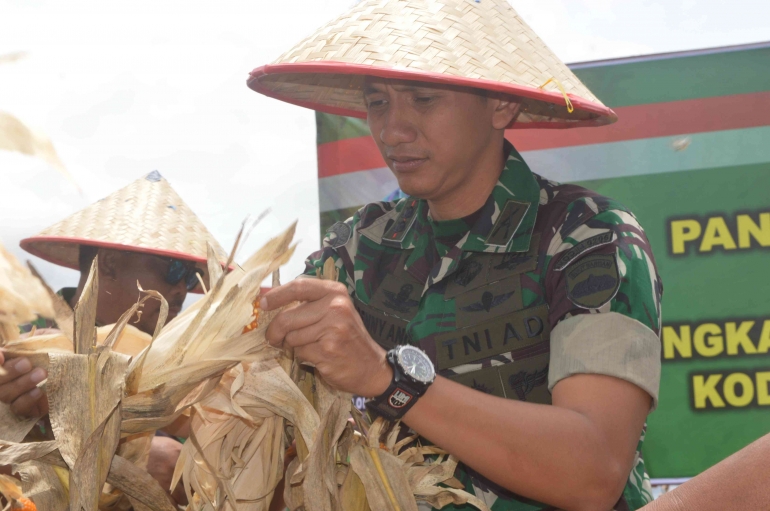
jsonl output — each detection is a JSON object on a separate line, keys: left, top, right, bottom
{"left": 394, "top": 177, "right": 440, "bottom": 200}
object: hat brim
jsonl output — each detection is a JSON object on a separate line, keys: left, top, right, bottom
{"left": 248, "top": 62, "right": 617, "bottom": 129}
{"left": 20, "top": 236, "right": 228, "bottom": 294}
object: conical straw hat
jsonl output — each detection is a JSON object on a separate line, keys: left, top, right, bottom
{"left": 248, "top": 0, "right": 616, "bottom": 128}
{"left": 21, "top": 171, "right": 227, "bottom": 292}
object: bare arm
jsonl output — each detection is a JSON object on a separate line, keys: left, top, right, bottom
{"left": 404, "top": 373, "right": 649, "bottom": 511}
{"left": 263, "top": 279, "right": 651, "bottom": 511}
{"left": 642, "top": 434, "right": 770, "bottom": 511}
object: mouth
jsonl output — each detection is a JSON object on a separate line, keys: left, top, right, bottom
{"left": 387, "top": 155, "right": 428, "bottom": 173}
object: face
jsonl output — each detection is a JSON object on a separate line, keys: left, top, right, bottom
{"left": 97, "top": 250, "right": 197, "bottom": 335}
{"left": 364, "top": 78, "right": 518, "bottom": 203}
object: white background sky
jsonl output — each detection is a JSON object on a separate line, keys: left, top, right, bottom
{"left": 1, "top": 0, "right": 768, "bottom": 306}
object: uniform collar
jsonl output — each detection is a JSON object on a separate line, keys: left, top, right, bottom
{"left": 379, "top": 142, "right": 540, "bottom": 293}
{"left": 387, "top": 141, "right": 539, "bottom": 255}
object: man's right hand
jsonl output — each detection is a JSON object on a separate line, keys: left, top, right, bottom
{"left": 0, "top": 350, "right": 48, "bottom": 417}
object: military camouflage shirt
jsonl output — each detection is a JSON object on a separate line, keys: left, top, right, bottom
{"left": 305, "top": 142, "right": 662, "bottom": 511}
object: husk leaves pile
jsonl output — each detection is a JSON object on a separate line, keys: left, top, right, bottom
{"left": 0, "top": 225, "right": 489, "bottom": 511}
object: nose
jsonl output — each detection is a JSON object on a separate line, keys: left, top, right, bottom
{"left": 378, "top": 100, "right": 417, "bottom": 148}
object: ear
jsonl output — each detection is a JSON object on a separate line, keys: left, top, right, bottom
{"left": 98, "top": 249, "right": 120, "bottom": 282}
{"left": 490, "top": 97, "right": 521, "bottom": 130}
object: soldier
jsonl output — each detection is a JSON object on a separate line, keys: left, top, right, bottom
{"left": 0, "top": 171, "right": 227, "bottom": 505}
{"left": 251, "top": 1, "right": 662, "bottom": 510}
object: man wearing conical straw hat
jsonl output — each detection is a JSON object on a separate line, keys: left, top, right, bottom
{"left": 255, "top": 1, "right": 662, "bottom": 510}
{"left": 0, "top": 170, "right": 227, "bottom": 505}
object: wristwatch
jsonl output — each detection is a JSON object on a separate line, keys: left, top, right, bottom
{"left": 367, "top": 345, "right": 435, "bottom": 420}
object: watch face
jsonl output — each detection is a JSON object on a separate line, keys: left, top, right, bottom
{"left": 397, "top": 345, "right": 435, "bottom": 384}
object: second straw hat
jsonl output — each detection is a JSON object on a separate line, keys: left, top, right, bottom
{"left": 248, "top": 0, "right": 616, "bottom": 128}
{"left": 20, "top": 171, "right": 227, "bottom": 293}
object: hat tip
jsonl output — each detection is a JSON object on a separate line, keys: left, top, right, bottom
{"left": 146, "top": 170, "right": 163, "bottom": 182}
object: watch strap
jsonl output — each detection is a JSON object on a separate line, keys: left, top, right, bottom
{"left": 366, "top": 349, "right": 429, "bottom": 420}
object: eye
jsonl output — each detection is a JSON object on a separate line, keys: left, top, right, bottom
{"left": 365, "top": 98, "right": 388, "bottom": 110}
{"left": 414, "top": 96, "right": 434, "bottom": 105}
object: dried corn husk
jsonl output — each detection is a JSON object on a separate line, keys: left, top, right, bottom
{"left": 0, "top": 244, "right": 54, "bottom": 343}
{"left": 1, "top": 222, "right": 490, "bottom": 511}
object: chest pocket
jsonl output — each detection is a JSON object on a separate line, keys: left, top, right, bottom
{"left": 433, "top": 237, "right": 553, "bottom": 404}
{"left": 355, "top": 251, "right": 424, "bottom": 350}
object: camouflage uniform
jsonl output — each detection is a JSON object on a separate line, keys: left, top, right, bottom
{"left": 306, "top": 142, "right": 662, "bottom": 510}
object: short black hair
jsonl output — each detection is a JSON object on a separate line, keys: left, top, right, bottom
{"left": 78, "top": 245, "right": 99, "bottom": 273}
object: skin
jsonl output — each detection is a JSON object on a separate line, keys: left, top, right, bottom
{"left": 262, "top": 79, "right": 652, "bottom": 511}
{"left": 640, "top": 433, "right": 770, "bottom": 511}
{"left": 0, "top": 247, "right": 196, "bottom": 498}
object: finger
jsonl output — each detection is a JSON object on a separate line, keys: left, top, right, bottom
{"left": 0, "top": 367, "right": 47, "bottom": 405}
{"left": 260, "top": 278, "right": 345, "bottom": 311}
{"left": 10, "top": 388, "right": 45, "bottom": 418}
{"left": 0, "top": 357, "right": 32, "bottom": 386}
{"left": 294, "top": 342, "right": 325, "bottom": 368}
{"left": 266, "top": 296, "right": 335, "bottom": 346}
{"left": 282, "top": 320, "right": 331, "bottom": 349}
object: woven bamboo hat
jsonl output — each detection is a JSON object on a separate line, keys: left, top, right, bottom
{"left": 20, "top": 171, "right": 227, "bottom": 293}
{"left": 248, "top": 0, "right": 616, "bottom": 128}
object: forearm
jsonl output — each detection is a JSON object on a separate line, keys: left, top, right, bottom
{"left": 643, "top": 434, "right": 770, "bottom": 511}
{"left": 403, "top": 377, "right": 627, "bottom": 511}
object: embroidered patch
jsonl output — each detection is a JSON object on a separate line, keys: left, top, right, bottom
{"left": 486, "top": 199, "right": 531, "bottom": 247}
{"left": 487, "top": 233, "right": 540, "bottom": 281}
{"left": 445, "top": 255, "right": 492, "bottom": 298}
{"left": 368, "top": 274, "right": 423, "bottom": 320}
{"left": 565, "top": 253, "right": 620, "bottom": 309}
{"left": 454, "top": 276, "right": 523, "bottom": 328}
{"left": 434, "top": 304, "right": 549, "bottom": 370}
{"left": 555, "top": 231, "right": 615, "bottom": 271}
{"left": 454, "top": 259, "right": 484, "bottom": 287}
{"left": 449, "top": 366, "right": 505, "bottom": 398}
{"left": 382, "top": 284, "right": 420, "bottom": 313}
{"left": 326, "top": 221, "right": 352, "bottom": 248}
{"left": 447, "top": 345, "right": 552, "bottom": 404}
{"left": 498, "top": 354, "right": 551, "bottom": 404}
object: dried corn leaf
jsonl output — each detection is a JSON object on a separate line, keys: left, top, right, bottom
{"left": 349, "top": 444, "right": 418, "bottom": 511}
{"left": 27, "top": 262, "right": 74, "bottom": 341}
{"left": 0, "top": 439, "right": 57, "bottom": 465}
{"left": 73, "top": 258, "right": 98, "bottom": 354}
{"left": 17, "top": 461, "right": 68, "bottom": 511}
{"left": 206, "top": 243, "right": 223, "bottom": 289}
{"left": 47, "top": 350, "right": 128, "bottom": 470}
{"left": 340, "top": 464, "right": 369, "bottom": 511}
{"left": 105, "top": 454, "right": 177, "bottom": 511}
{"left": 0, "top": 111, "right": 75, "bottom": 186}
{"left": 414, "top": 486, "right": 490, "bottom": 511}
{"left": 69, "top": 403, "right": 121, "bottom": 510}
{"left": 0, "top": 243, "right": 54, "bottom": 342}
{"left": 0, "top": 51, "right": 27, "bottom": 64}
{"left": 0, "top": 402, "right": 40, "bottom": 443}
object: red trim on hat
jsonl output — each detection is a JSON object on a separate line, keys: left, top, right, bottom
{"left": 20, "top": 236, "right": 230, "bottom": 294}
{"left": 247, "top": 62, "right": 617, "bottom": 129}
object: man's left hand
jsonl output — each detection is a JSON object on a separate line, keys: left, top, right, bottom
{"left": 262, "top": 278, "right": 392, "bottom": 397}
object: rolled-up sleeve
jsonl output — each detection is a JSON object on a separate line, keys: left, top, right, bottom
{"left": 544, "top": 204, "right": 664, "bottom": 409}
{"left": 548, "top": 312, "right": 661, "bottom": 409}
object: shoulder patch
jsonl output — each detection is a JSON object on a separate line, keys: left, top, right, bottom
{"left": 565, "top": 253, "right": 620, "bottom": 309}
{"left": 326, "top": 221, "right": 352, "bottom": 248}
{"left": 555, "top": 231, "right": 615, "bottom": 271}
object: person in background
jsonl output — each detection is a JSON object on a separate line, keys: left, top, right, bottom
{"left": 0, "top": 171, "right": 227, "bottom": 506}
{"left": 641, "top": 433, "right": 770, "bottom": 510}
{"left": 250, "top": 0, "right": 663, "bottom": 510}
